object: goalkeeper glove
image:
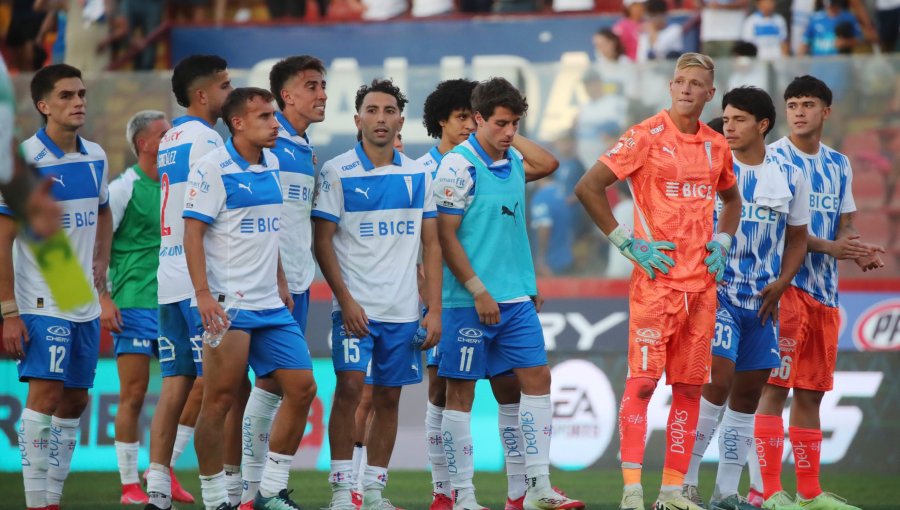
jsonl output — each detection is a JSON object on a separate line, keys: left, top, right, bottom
{"left": 608, "top": 225, "right": 676, "bottom": 280}
{"left": 704, "top": 232, "right": 733, "bottom": 283}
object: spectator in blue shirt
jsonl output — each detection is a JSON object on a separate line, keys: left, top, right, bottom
{"left": 530, "top": 177, "right": 574, "bottom": 276}
{"left": 801, "top": 0, "right": 861, "bottom": 55}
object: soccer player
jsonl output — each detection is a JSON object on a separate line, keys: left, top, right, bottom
{"left": 105, "top": 110, "right": 172, "bottom": 505}
{"left": 752, "top": 75, "right": 884, "bottom": 510}
{"left": 237, "top": 54, "right": 327, "bottom": 509}
{"left": 0, "top": 64, "right": 112, "bottom": 510}
{"left": 185, "top": 87, "right": 317, "bottom": 510}
{"left": 679, "top": 87, "right": 810, "bottom": 510}
{"left": 313, "top": 78, "right": 441, "bottom": 510}
{"left": 434, "top": 77, "right": 584, "bottom": 510}
{"left": 574, "top": 53, "right": 742, "bottom": 510}
{"left": 145, "top": 54, "right": 233, "bottom": 510}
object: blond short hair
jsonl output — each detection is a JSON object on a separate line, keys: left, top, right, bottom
{"left": 675, "top": 53, "right": 715, "bottom": 81}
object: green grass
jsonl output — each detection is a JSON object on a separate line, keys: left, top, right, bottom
{"left": 0, "top": 469, "right": 894, "bottom": 509}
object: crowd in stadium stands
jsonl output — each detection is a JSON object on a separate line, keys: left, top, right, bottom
{"left": 1, "top": 0, "right": 897, "bottom": 279}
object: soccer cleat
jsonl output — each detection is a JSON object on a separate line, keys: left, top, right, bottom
{"left": 762, "top": 491, "right": 803, "bottom": 510}
{"left": 170, "top": 468, "right": 195, "bottom": 504}
{"left": 710, "top": 494, "right": 759, "bottom": 510}
{"left": 48, "top": 506, "right": 60, "bottom": 510}
{"left": 352, "top": 491, "right": 363, "bottom": 509}
{"left": 746, "top": 489, "right": 764, "bottom": 508}
{"left": 453, "top": 492, "right": 488, "bottom": 510}
{"left": 324, "top": 503, "right": 359, "bottom": 510}
{"left": 143, "top": 503, "right": 172, "bottom": 510}
{"left": 620, "top": 486, "right": 645, "bottom": 510}
{"left": 214, "top": 503, "right": 233, "bottom": 510}
{"left": 360, "top": 498, "right": 405, "bottom": 510}
{"left": 122, "top": 483, "right": 151, "bottom": 504}
{"left": 653, "top": 490, "right": 706, "bottom": 510}
{"left": 254, "top": 488, "right": 302, "bottom": 509}
{"left": 682, "top": 485, "right": 705, "bottom": 509}
{"left": 506, "top": 495, "right": 525, "bottom": 510}
{"left": 796, "top": 493, "right": 861, "bottom": 510}
{"left": 523, "top": 488, "right": 585, "bottom": 510}
{"left": 240, "top": 501, "right": 255, "bottom": 510}
{"left": 431, "top": 493, "right": 454, "bottom": 510}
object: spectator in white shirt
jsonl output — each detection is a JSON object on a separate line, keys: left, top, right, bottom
{"left": 741, "top": 0, "right": 788, "bottom": 60}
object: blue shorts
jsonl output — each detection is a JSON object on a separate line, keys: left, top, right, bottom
{"left": 712, "top": 295, "right": 781, "bottom": 372}
{"left": 438, "top": 301, "right": 547, "bottom": 380}
{"left": 426, "top": 344, "right": 441, "bottom": 367}
{"left": 230, "top": 307, "right": 313, "bottom": 378}
{"left": 113, "top": 308, "right": 159, "bottom": 357}
{"left": 158, "top": 299, "right": 203, "bottom": 378}
{"left": 331, "top": 311, "right": 422, "bottom": 387}
{"left": 17, "top": 315, "right": 100, "bottom": 389}
{"left": 291, "top": 291, "right": 310, "bottom": 334}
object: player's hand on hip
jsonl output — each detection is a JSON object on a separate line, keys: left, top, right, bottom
{"left": 2, "top": 316, "right": 28, "bottom": 358}
{"left": 829, "top": 235, "right": 874, "bottom": 260}
{"left": 279, "top": 286, "right": 294, "bottom": 312}
{"left": 339, "top": 296, "right": 370, "bottom": 338}
{"left": 757, "top": 278, "right": 788, "bottom": 325}
{"left": 622, "top": 238, "right": 677, "bottom": 280}
{"left": 704, "top": 233, "right": 732, "bottom": 283}
{"left": 475, "top": 292, "right": 500, "bottom": 325}
{"left": 99, "top": 293, "right": 123, "bottom": 333}
{"left": 421, "top": 311, "right": 441, "bottom": 350}
{"left": 197, "top": 291, "right": 228, "bottom": 336}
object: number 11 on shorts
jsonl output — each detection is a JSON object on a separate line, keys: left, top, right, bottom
{"left": 459, "top": 346, "right": 474, "bottom": 372}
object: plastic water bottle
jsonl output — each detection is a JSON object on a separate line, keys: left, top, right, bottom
{"left": 411, "top": 326, "right": 428, "bottom": 349}
{"left": 202, "top": 292, "right": 243, "bottom": 348}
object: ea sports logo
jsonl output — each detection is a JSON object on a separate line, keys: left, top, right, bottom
{"left": 853, "top": 299, "right": 900, "bottom": 351}
{"left": 549, "top": 360, "right": 616, "bottom": 470}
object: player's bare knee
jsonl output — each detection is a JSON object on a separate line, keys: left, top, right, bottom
{"left": 55, "top": 389, "right": 89, "bottom": 418}
{"left": 793, "top": 388, "right": 824, "bottom": 409}
{"left": 255, "top": 376, "right": 282, "bottom": 396}
{"left": 517, "top": 365, "right": 551, "bottom": 395}
{"left": 703, "top": 378, "right": 732, "bottom": 406}
{"left": 627, "top": 377, "right": 658, "bottom": 401}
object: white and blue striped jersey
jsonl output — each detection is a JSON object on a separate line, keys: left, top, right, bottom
{"left": 717, "top": 149, "right": 810, "bottom": 309}
{"left": 769, "top": 136, "right": 856, "bottom": 307}
{"left": 183, "top": 139, "right": 283, "bottom": 311}
{"left": 416, "top": 146, "right": 443, "bottom": 178}
{"left": 273, "top": 112, "right": 316, "bottom": 294}
{"left": 312, "top": 143, "right": 437, "bottom": 322}
{"left": 157, "top": 116, "right": 224, "bottom": 305}
{"left": 0, "top": 129, "right": 109, "bottom": 321}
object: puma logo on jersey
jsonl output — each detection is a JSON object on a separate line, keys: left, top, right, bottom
{"left": 51, "top": 175, "right": 65, "bottom": 187}
{"left": 354, "top": 187, "right": 370, "bottom": 199}
{"left": 500, "top": 202, "right": 519, "bottom": 224}
{"left": 283, "top": 147, "right": 296, "bottom": 160}
{"left": 238, "top": 183, "right": 253, "bottom": 194}
{"left": 662, "top": 145, "right": 676, "bottom": 158}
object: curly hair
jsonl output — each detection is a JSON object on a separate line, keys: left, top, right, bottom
{"left": 355, "top": 78, "right": 408, "bottom": 113}
{"left": 422, "top": 79, "right": 477, "bottom": 139}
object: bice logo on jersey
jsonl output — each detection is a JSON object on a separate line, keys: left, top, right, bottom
{"left": 239, "top": 217, "right": 280, "bottom": 233}
{"left": 358, "top": 220, "right": 416, "bottom": 238}
{"left": 664, "top": 181, "right": 713, "bottom": 200}
{"left": 60, "top": 211, "right": 96, "bottom": 229}
{"left": 809, "top": 192, "right": 839, "bottom": 213}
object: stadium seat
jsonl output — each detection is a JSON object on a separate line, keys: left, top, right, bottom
{"left": 853, "top": 211, "right": 892, "bottom": 247}
{"left": 852, "top": 169, "right": 887, "bottom": 211}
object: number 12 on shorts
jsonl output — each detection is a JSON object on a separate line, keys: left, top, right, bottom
{"left": 49, "top": 345, "right": 66, "bottom": 373}
{"left": 459, "top": 346, "right": 474, "bottom": 372}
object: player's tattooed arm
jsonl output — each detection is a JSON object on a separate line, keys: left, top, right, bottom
{"left": 513, "top": 134, "right": 559, "bottom": 182}
{"left": 313, "top": 217, "right": 369, "bottom": 337}
{"left": 808, "top": 212, "right": 882, "bottom": 261}
{"left": 420, "top": 217, "right": 442, "bottom": 349}
{"left": 438, "top": 212, "right": 500, "bottom": 325}
{"left": 758, "top": 224, "right": 808, "bottom": 325}
{"left": 0, "top": 214, "right": 27, "bottom": 358}
{"left": 715, "top": 184, "right": 742, "bottom": 238}
{"left": 93, "top": 206, "right": 113, "bottom": 294}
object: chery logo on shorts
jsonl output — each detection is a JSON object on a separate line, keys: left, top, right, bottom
{"left": 46, "top": 326, "right": 71, "bottom": 336}
{"left": 778, "top": 337, "right": 797, "bottom": 352}
{"left": 458, "top": 327, "right": 483, "bottom": 339}
{"left": 635, "top": 328, "right": 662, "bottom": 345}
{"left": 853, "top": 299, "right": 900, "bottom": 352}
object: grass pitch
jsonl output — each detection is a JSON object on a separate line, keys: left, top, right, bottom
{"left": 0, "top": 469, "right": 894, "bottom": 509}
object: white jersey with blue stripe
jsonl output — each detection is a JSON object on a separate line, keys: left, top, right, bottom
{"left": 156, "top": 116, "right": 224, "bottom": 304}
{"left": 183, "top": 139, "right": 283, "bottom": 311}
{"left": 769, "top": 136, "right": 856, "bottom": 307}
{"left": 0, "top": 129, "right": 109, "bottom": 321}
{"left": 416, "top": 146, "right": 443, "bottom": 178}
{"left": 273, "top": 112, "right": 316, "bottom": 294}
{"left": 717, "top": 149, "right": 810, "bottom": 309}
{"left": 312, "top": 143, "right": 437, "bottom": 322}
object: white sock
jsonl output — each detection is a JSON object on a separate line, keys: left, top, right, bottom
{"left": 224, "top": 463, "right": 242, "bottom": 506}
{"left": 19, "top": 408, "right": 51, "bottom": 508}
{"left": 426, "top": 402, "right": 451, "bottom": 497}
{"left": 259, "top": 452, "right": 293, "bottom": 498}
{"left": 713, "top": 408, "right": 755, "bottom": 500}
{"left": 115, "top": 441, "right": 140, "bottom": 485}
{"left": 442, "top": 410, "right": 475, "bottom": 492}
{"left": 519, "top": 394, "right": 552, "bottom": 492}
{"left": 351, "top": 444, "right": 364, "bottom": 487}
{"left": 240, "top": 389, "right": 278, "bottom": 505}
{"left": 199, "top": 470, "right": 228, "bottom": 510}
{"left": 46, "top": 416, "right": 79, "bottom": 506}
{"left": 747, "top": 442, "right": 763, "bottom": 492}
{"left": 329, "top": 459, "right": 354, "bottom": 504}
{"left": 498, "top": 403, "right": 526, "bottom": 500}
{"left": 361, "top": 464, "right": 388, "bottom": 504}
{"left": 147, "top": 462, "right": 172, "bottom": 508}
{"left": 171, "top": 424, "right": 194, "bottom": 467}
{"left": 685, "top": 396, "right": 724, "bottom": 486}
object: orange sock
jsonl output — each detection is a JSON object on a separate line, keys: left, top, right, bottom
{"left": 661, "top": 383, "right": 700, "bottom": 490}
{"left": 789, "top": 426, "right": 823, "bottom": 500}
{"left": 619, "top": 378, "right": 656, "bottom": 486}
{"left": 755, "top": 414, "right": 785, "bottom": 498}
